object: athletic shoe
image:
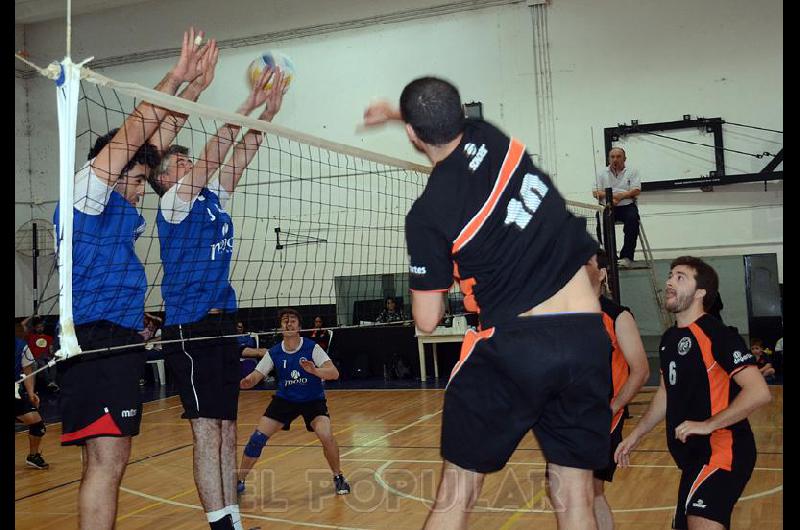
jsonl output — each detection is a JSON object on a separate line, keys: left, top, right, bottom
{"left": 26, "top": 453, "right": 49, "bottom": 469}
{"left": 617, "top": 257, "right": 634, "bottom": 268}
{"left": 237, "top": 480, "right": 246, "bottom": 495}
{"left": 334, "top": 474, "right": 350, "bottom": 495}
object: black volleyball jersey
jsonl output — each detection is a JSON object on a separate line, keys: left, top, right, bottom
{"left": 405, "top": 120, "right": 598, "bottom": 328}
{"left": 659, "top": 314, "right": 757, "bottom": 472}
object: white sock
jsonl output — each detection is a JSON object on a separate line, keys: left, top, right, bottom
{"left": 206, "top": 508, "right": 229, "bottom": 523}
{"left": 225, "top": 505, "right": 243, "bottom": 530}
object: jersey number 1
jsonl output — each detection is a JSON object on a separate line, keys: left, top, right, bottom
{"left": 505, "top": 173, "right": 549, "bottom": 230}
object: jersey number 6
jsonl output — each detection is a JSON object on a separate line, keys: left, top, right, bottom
{"left": 668, "top": 361, "right": 677, "bottom": 385}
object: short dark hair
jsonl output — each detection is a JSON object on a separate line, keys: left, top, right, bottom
{"left": 670, "top": 256, "right": 719, "bottom": 311}
{"left": 148, "top": 144, "right": 190, "bottom": 196}
{"left": 750, "top": 338, "right": 763, "bottom": 348}
{"left": 88, "top": 128, "right": 161, "bottom": 176}
{"left": 277, "top": 308, "right": 302, "bottom": 325}
{"left": 595, "top": 248, "right": 609, "bottom": 270}
{"left": 400, "top": 77, "right": 465, "bottom": 145}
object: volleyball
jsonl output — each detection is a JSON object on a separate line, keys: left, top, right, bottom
{"left": 247, "top": 51, "right": 295, "bottom": 94}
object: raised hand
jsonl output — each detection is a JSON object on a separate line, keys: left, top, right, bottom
{"left": 260, "top": 69, "right": 288, "bottom": 122}
{"left": 240, "top": 66, "right": 278, "bottom": 116}
{"left": 189, "top": 38, "right": 219, "bottom": 92}
{"left": 362, "top": 100, "right": 401, "bottom": 127}
{"left": 171, "top": 27, "right": 209, "bottom": 85}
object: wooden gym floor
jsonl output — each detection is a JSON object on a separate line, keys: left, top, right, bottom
{"left": 15, "top": 386, "right": 782, "bottom": 529}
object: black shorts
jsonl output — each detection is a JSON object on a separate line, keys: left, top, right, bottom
{"left": 594, "top": 414, "right": 625, "bottom": 482}
{"left": 15, "top": 397, "right": 38, "bottom": 419}
{"left": 442, "top": 313, "right": 611, "bottom": 473}
{"left": 673, "top": 463, "right": 752, "bottom": 529}
{"left": 265, "top": 395, "right": 329, "bottom": 432}
{"left": 58, "top": 321, "right": 146, "bottom": 446}
{"left": 163, "top": 312, "right": 240, "bottom": 420}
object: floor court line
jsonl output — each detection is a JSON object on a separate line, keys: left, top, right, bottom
{"left": 119, "top": 487, "right": 371, "bottom": 530}
{"left": 371, "top": 460, "right": 783, "bottom": 514}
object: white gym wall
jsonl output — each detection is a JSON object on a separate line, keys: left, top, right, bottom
{"left": 14, "top": 0, "right": 782, "bottom": 317}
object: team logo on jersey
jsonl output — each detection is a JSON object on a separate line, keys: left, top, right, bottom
{"left": 210, "top": 236, "right": 234, "bottom": 261}
{"left": 691, "top": 499, "right": 706, "bottom": 509}
{"left": 678, "top": 337, "right": 692, "bottom": 356}
{"left": 286, "top": 367, "right": 309, "bottom": 386}
{"left": 732, "top": 350, "right": 753, "bottom": 364}
{"left": 464, "top": 143, "right": 488, "bottom": 172}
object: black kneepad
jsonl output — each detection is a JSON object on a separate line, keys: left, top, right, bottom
{"left": 29, "top": 421, "right": 46, "bottom": 437}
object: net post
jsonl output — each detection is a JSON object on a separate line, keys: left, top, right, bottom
{"left": 32, "top": 221, "right": 39, "bottom": 315}
{"left": 602, "top": 187, "right": 621, "bottom": 303}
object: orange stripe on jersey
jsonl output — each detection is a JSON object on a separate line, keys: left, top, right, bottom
{"left": 689, "top": 322, "right": 734, "bottom": 470}
{"left": 451, "top": 138, "right": 526, "bottom": 254}
{"left": 447, "top": 327, "right": 495, "bottom": 388}
{"left": 709, "top": 429, "right": 734, "bottom": 471}
{"left": 685, "top": 465, "right": 719, "bottom": 511}
{"left": 452, "top": 262, "right": 480, "bottom": 313}
{"left": 602, "top": 311, "right": 629, "bottom": 431}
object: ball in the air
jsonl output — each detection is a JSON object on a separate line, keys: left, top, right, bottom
{"left": 247, "top": 51, "right": 295, "bottom": 94}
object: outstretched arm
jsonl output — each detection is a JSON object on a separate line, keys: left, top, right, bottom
{"left": 173, "top": 67, "right": 281, "bottom": 202}
{"left": 149, "top": 37, "right": 219, "bottom": 154}
{"left": 91, "top": 27, "right": 208, "bottom": 186}
{"left": 362, "top": 100, "right": 403, "bottom": 127}
{"left": 240, "top": 369, "right": 266, "bottom": 389}
{"left": 217, "top": 69, "right": 288, "bottom": 194}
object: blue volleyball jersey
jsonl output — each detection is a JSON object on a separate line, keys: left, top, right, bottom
{"left": 54, "top": 169, "right": 147, "bottom": 330}
{"left": 268, "top": 338, "right": 326, "bottom": 402}
{"left": 156, "top": 185, "right": 237, "bottom": 326}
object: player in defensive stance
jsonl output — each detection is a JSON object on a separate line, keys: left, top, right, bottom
{"left": 615, "top": 256, "right": 771, "bottom": 530}
{"left": 237, "top": 308, "right": 351, "bottom": 497}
